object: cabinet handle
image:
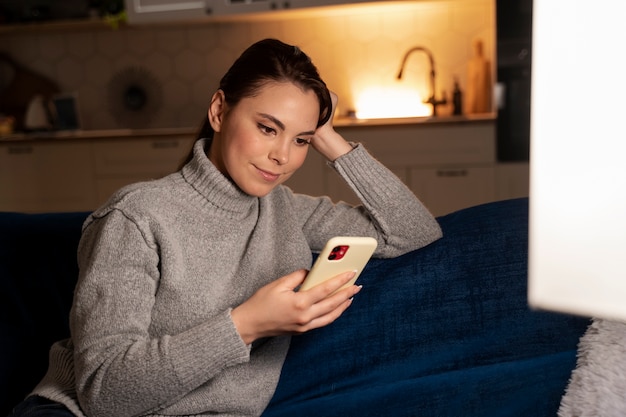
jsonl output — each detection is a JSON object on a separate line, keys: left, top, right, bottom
{"left": 7, "top": 144, "right": 34, "bottom": 155}
{"left": 436, "top": 169, "right": 468, "bottom": 177}
{"left": 151, "top": 140, "right": 179, "bottom": 149}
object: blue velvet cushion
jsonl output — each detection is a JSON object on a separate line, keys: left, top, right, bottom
{"left": 262, "top": 198, "right": 590, "bottom": 417}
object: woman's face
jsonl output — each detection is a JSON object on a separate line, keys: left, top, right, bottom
{"left": 208, "top": 81, "right": 320, "bottom": 197}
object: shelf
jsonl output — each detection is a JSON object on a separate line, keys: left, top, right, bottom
{"left": 0, "top": 1, "right": 428, "bottom": 34}
{"left": 0, "top": 16, "right": 124, "bottom": 34}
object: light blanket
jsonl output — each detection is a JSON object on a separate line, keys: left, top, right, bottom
{"left": 559, "top": 318, "right": 626, "bottom": 416}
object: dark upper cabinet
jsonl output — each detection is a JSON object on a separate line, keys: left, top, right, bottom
{"left": 496, "top": 0, "right": 532, "bottom": 162}
{"left": 124, "top": 0, "right": 376, "bottom": 24}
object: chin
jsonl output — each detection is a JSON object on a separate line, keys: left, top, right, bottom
{"left": 240, "top": 184, "right": 276, "bottom": 198}
{"left": 242, "top": 177, "right": 291, "bottom": 197}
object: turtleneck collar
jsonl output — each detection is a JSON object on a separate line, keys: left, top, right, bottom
{"left": 181, "top": 138, "right": 258, "bottom": 215}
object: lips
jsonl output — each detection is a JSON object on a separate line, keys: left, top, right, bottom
{"left": 255, "top": 166, "right": 280, "bottom": 182}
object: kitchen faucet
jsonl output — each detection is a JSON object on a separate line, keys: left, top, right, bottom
{"left": 396, "top": 46, "right": 447, "bottom": 117}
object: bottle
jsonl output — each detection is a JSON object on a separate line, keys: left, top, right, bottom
{"left": 452, "top": 78, "right": 463, "bottom": 116}
{"left": 466, "top": 39, "right": 492, "bottom": 114}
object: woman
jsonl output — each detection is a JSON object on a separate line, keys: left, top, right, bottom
{"left": 10, "top": 38, "right": 442, "bottom": 417}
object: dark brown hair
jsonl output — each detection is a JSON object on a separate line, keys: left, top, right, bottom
{"left": 196, "top": 38, "right": 332, "bottom": 140}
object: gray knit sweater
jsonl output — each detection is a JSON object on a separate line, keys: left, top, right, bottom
{"left": 31, "top": 138, "right": 442, "bottom": 417}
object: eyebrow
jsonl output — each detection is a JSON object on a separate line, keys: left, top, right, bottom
{"left": 257, "top": 112, "right": 316, "bottom": 136}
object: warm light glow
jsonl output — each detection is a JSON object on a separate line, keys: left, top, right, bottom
{"left": 355, "top": 87, "right": 432, "bottom": 119}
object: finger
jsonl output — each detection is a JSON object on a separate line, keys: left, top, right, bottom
{"left": 329, "top": 92, "right": 338, "bottom": 115}
{"left": 313, "top": 283, "right": 361, "bottom": 310}
{"left": 291, "top": 284, "right": 361, "bottom": 333}
{"left": 278, "top": 269, "right": 308, "bottom": 290}
{"left": 297, "top": 297, "right": 355, "bottom": 333}
{"left": 302, "top": 284, "right": 361, "bottom": 327}
{"left": 317, "top": 91, "right": 337, "bottom": 131}
{"left": 303, "top": 270, "right": 357, "bottom": 300}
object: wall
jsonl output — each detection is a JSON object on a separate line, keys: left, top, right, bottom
{"left": 0, "top": 0, "right": 494, "bottom": 131}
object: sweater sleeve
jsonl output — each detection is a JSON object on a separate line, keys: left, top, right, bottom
{"left": 71, "top": 209, "right": 250, "bottom": 417}
{"left": 297, "top": 143, "right": 442, "bottom": 258}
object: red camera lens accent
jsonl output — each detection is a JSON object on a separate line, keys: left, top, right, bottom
{"left": 328, "top": 245, "right": 349, "bottom": 261}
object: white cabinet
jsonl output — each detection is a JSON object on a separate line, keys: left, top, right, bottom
{"left": 125, "top": 0, "right": 377, "bottom": 23}
{"left": 0, "top": 134, "right": 194, "bottom": 213}
{"left": 92, "top": 136, "right": 195, "bottom": 206}
{"left": 0, "top": 121, "right": 526, "bottom": 216}
{"left": 410, "top": 166, "right": 496, "bottom": 216}
{"left": 0, "top": 141, "right": 95, "bottom": 212}
{"left": 210, "top": 0, "right": 275, "bottom": 15}
{"left": 211, "top": 0, "right": 375, "bottom": 16}
{"left": 125, "top": 0, "right": 210, "bottom": 23}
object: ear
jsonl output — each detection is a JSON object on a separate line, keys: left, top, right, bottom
{"left": 208, "top": 90, "right": 226, "bottom": 133}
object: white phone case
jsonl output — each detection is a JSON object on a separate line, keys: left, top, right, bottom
{"left": 299, "top": 236, "right": 378, "bottom": 292}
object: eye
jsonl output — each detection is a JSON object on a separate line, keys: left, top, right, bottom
{"left": 294, "top": 137, "right": 311, "bottom": 146}
{"left": 258, "top": 123, "right": 276, "bottom": 135}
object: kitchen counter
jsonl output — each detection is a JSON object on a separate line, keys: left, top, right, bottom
{"left": 0, "top": 113, "right": 495, "bottom": 143}
{"left": 0, "top": 127, "right": 197, "bottom": 143}
{"left": 333, "top": 112, "right": 495, "bottom": 127}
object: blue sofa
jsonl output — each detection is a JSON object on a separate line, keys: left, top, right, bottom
{"left": 0, "top": 198, "right": 589, "bottom": 416}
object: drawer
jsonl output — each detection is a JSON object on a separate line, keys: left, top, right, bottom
{"left": 92, "top": 136, "right": 195, "bottom": 176}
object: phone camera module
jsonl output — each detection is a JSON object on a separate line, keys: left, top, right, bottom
{"left": 328, "top": 245, "right": 349, "bottom": 261}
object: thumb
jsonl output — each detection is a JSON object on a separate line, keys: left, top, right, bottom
{"left": 279, "top": 269, "right": 308, "bottom": 290}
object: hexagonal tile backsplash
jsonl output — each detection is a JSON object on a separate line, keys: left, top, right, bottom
{"left": 1, "top": 0, "right": 493, "bottom": 130}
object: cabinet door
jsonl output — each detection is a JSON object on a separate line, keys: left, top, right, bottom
{"left": 284, "top": 0, "right": 375, "bottom": 8}
{"left": 0, "top": 141, "right": 95, "bottom": 212}
{"left": 410, "top": 165, "right": 496, "bottom": 216}
{"left": 210, "top": 0, "right": 274, "bottom": 15}
{"left": 284, "top": 149, "right": 327, "bottom": 197}
{"left": 211, "top": 0, "right": 375, "bottom": 16}
{"left": 125, "top": 0, "right": 385, "bottom": 22}
{"left": 324, "top": 164, "right": 496, "bottom": 216}
{"left": 125, "top": 0, "right": 209, "bottom": 23}
{"left": 92, "top": 136, "right": 194, "bottom": 206}
{"left": 496, "top": 162, "right": 529, "bottom": 201}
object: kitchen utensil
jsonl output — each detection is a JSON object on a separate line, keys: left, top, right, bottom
{"left": 0, "top": 52, "right": 59, "bottom": 131}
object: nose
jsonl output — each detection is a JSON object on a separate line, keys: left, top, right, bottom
{"left": 269, "top": 139, "right": 290, "bottom": 165}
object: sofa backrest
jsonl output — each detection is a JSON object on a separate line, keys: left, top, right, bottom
{"left": 0, "top": 211, "right": 89, "bottom": 415}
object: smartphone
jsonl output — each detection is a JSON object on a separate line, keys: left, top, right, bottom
{"left": 298, "top": 236, "right": 378, "bottom": 292}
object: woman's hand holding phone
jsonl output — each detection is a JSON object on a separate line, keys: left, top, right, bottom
{"left": 231, "top": 269, "right": 361, "bottom": 346}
